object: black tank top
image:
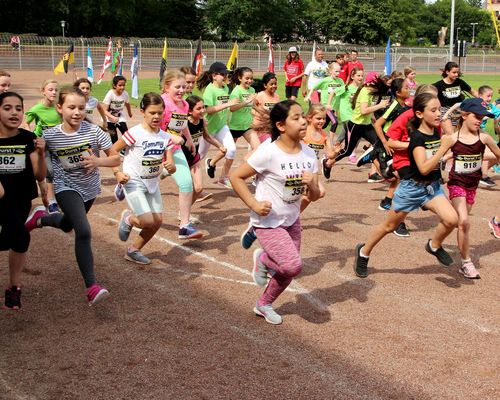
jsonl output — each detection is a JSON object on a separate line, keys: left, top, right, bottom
{"left": 448, "top": 131, "right": 485, "bottom": 189}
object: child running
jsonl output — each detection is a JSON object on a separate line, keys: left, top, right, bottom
{"left": 252, "top": 72, "right": 280, "bottom": 144}
{"left": 102, "top": 75, "right": 133, "bottom": 143}
{"left": 112, "top": 93, "right": 176, "bottom": 265}
{"left": 354, "top": 93, "right": 458, "bottom": 278}
{"left": 446, "top": 98, "right": 500, "bottom": 278}
{"left": 230, "top": 100, "right": 320, "bottom": 325}
{"left": 25, "top": 87, "right": 121, "bottom": 305}
{"left": 0, "top": 92, "right": 46, "bottom": 309}
{"left": 73, "top": 78, "right": 107, "bottom": 128}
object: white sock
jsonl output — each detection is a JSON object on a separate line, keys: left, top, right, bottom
{"left": 461, "top": 258, "right": 471, "bottom": 265}
{"left": 359, "top": 246, "right": 369, "bottom": 259}
{"left": 429, "top": 240, "right": 439, "bottom": 252}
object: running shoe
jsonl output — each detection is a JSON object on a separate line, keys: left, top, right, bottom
{"left": 178, "top": 223, "right": 203, "bottom": 240}
{"left": 25, "top": 206, "right": 48, "bottom": 232}
{"left": 194, "top": 192, "right": 213, "bottom": 203}
{"left": 252, "top": 248, "right": 268, "bottom": 287}
{"left": 425, "top": 239, "right": 453, "bottom": 266}
{"left": 177, "top": 213, "right": 201, "bottom": 225}
{"left": 348, "top": 154, "right": 358, "bottom": 165}
{"left": 241, "top": 222, "right": 257, "bottom": 249}
{"left": 125, "top": 249, "right": 152, "bottom": 265}
{"left": 378, "top": 197, "right": 392, "bottom": 211}
{"left": 357, "top": 147, "right": 374, "bottom": 167}
{"left": 367, "top": 172, "right": 384, "bottom": 183}
{"left": 458, "top": 261, "right": 481, "bottom": 279}
{"left": 479, "top": 176, "right": 496, "bottom": 187}
{"left": 118, "top": 210, "right": 132, "bottom": 242}
{"left": 86, "top": 284, "right": 109, "bottom": 306}
{"left": 354, "top": 243, "right": 369, "bottom": 278}
{"left": 48, "top": 203, "right": 61, "bottom": 213}
{"left": 322, "top": 156, "right": 332, "bottom": 180}
{"left": 492, "top": 164, "right": 500, "bottom": 173}
{"left": 393, "top": 222, "right": 410, "bottom": 237}
{"left": 254, "top": 303, "right": 282, "bottom": 325}
{"left": 205, "top": 158, "right": 216, "bottom": 179}
{"left": 4, "top": 286, "right": 21, "bottom": 310}
{"left": 218, "top": 177, "right": 233, "bottom": 189}
{"left": 114, "top": 184, "right": 125, "bottom": 201}
{"left": 488, "top": 217, "right": 500, "bottom": 239}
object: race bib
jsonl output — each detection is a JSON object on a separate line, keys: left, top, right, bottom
{"left": 454, "top": 154, "right": 482, "bottom": 174}
{"left": 443, "top": 86, "right": 461, "bottom": 99}
{"left": 307, "top": 143, "right": 324, "bottom": 159}
{"left": 140, "top": 158, "right": 163, "bottom": 179}
{"left": 55, "top": 143, "right": 92, "bottom": 171}
{"left": 424, "top": 140, "right": 441, "bottom": 167}
{"left": 190, "top": 128, "right": 203, "bottom": 146}
{"left": 283, "top": 173, "right": 306, "bottom": 203}
{"left": 167, "top": 113, "right": 188, "bottom": 135}
{"left": 0, "top": 145, "right": 26, "bottom": 174}
{"left": 264, "top": 102, "right": 276, "bottom": 111}
{"left": 242, "top": 93, "right": 254, "bottom": 107}
{"left": 217, "top": 95, "right": 229, "bottom": 106}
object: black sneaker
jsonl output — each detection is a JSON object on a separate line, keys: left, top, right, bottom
{"left": 425, "top": 239, "right": 453, "bottom": 266}
{"left": 4, "top": 286, "right": 21, "bottom": 310}
{"left": 378, "top": 197, "right": 392, "bottom": 211}
{"left": 367, "top": 172, "right": 384, "bottom": 183}
{"left": 393, "top": 222, "right": 410, "bottom": 237}
{"left": 322, "top": 157, "right": 332, "bottom": 179}
{"left": 354, "top": 243, "right": 369, "bottom": 278}
{"left": 205, "top": 158, "right": 216, "bottom": 179}
{"left": 479, "top": 176, "right": 496, "bottom": 187}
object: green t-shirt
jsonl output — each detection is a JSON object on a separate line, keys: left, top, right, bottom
{"left": 25, "top": 103, "right": 61, "bottom": 137}
{"left": 335, "top": 84, "right": 358, "bottom": 123}
{"left": 313, "top": 77, "right": 344, "bottom": 106}
{"left": 203, "top": 83, "right": 230, "bottom": 134}
{"left": 350, "top": 87, "right": 373, "bottom": 125}
{"left": 229, "top": 85, "right": 255, "bottom": 131}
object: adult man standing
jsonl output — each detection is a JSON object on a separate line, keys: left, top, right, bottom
{"left": 302, "top": 48, "right": 329, "bottom": 103}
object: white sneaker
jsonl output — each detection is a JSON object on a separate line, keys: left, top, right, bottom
{"left": 254, "top": 303, "right": 282, "bottom": 325}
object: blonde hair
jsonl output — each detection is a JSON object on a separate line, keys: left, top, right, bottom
{"left": 307, "top": 103, "right": 327, "bottom": 118}
{"left": 161, "top": 71, "right": 185, "bottom": 93}
{"left": 41, "top": 79, "right": 58, "bottom": 91}
{"left": 0, "top": 70, "right": 11, "bottom": 78}
{"left": 404, "top": 66, "right": 416, "bottom": 77}
{"left": 415, "top": 84, "right": 437, "bottom": 97}
{"left": 329, "top": 62, "right": 340, "bottom": 73}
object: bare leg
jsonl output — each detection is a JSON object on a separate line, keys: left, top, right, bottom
{"left": 9, "top": 250, "right": 26, "bottom": 288}
{"left": 451, "top": 197, "right": 472, "bottom": 261}
{"left": 129, "top": 213, "right": 163, "bottom": 250}
{"left": 424, "top": 195, "right": 458, "bottom": 249}
{"left": 362, "top": 210, "right": 408, "bottom": 256}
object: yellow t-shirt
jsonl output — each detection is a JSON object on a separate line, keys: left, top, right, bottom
{"left": 350, "top": 87, "right": 373, "bottom": 125}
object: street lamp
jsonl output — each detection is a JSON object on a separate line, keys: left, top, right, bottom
{"left": 456, "top": 26, "right": 461, "bottom": 43}
{"left": 60, "top": 20, "right": 66, "bottom": 38}
{"left": 470, "top": 22, "right": 479, "bottom": 44}
{"left": 449, "top": 0, "right": 455, "bottom": 61}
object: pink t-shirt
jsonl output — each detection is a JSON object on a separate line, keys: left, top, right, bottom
{"left": 160, "top": 94, "right": 189, "bottom": 151}
{"left": 252, "top": 91, "right": 280, "bottom": 132}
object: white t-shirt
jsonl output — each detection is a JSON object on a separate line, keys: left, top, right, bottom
{"left": 85, "top": 96, "right": 99, "bottom": 122}
{"left": 304, "top": 60, "right": 329, "bottom": 90}
{"left": 103, "top": 90, "right": 129, "bottom": 122}
{"left": 122, "top": 124, "right": 174, "bottom": 193}
{"left": 247, "top": 141, "right": 318, "bottom": 228}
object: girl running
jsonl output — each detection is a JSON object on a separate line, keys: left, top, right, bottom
{"left": 102, "top": 75, "right": 133, "bottom": 143}
{"left": 404, "top": 66, "right": 417, "bottom": 107}
{"left": 25, "top": 87, "right": 121, "bottom": 305}
{"left": 447, "top": 98, "right": 500, "bottom": 278}
{"left": 197, "top": 62, "right": 238, "bottom": 188}
{"left": 0, "top": 92, "right": 46, "bottom": 309}
{"left": 112, "top": 93, "right": 176, "bottom": 265}
{"left": 252, "top": 72, "right": 280, "bottom": 144}
{"left": 160, "top": 70, "right": 202, "bottom": 239}
{"left": 230, "top": 100, "right": 320, "bottom": 325}
{"left": 354, "top": 93, "right": 458, "bottom": 278}
{"left": 73, "top": 78, "right": 107, "bottom": 128}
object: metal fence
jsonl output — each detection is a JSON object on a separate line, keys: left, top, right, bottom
{"left": 1, "top": 35, "right": 499, "bottom": 74}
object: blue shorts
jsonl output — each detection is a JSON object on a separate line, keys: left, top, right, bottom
{"left": 392, "top": 179, "right": 444, "bottom": 213}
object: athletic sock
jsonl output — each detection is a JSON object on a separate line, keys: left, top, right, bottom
{"left": 461, "top": 258, "right": 471, "bottom": 265}
{"left": 359, "top": 246, "right": 369, "bottom": 259}
{"left": 429, "top": 241, "right": 439, "bottom": 252}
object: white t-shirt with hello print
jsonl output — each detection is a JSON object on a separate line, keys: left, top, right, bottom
{"left": 247, "top": 141, "right": 318, "bottom": 228}
{"left": 122, "top": 124, "right": 174, "bottom": 193}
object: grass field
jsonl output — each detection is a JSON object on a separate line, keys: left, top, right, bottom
{"left": 90, "top": 72, "right": 500, "bottom": 136}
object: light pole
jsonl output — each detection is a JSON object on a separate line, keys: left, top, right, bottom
{"left": 456, "top": 26, "right": 461, "bottom": 43}
{"left": 470, "top": 22, "right": 478, "bottom": 44}
{"left": 449, "top": 0, "right": 455, "bottom": 61}
{"left": 60, "top": 20, "right": 66, "bottom": 38}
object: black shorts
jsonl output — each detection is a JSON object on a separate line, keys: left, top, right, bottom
{"left": 230, "top": 129, "right": 248, "bottom": 140}
{"left": 181, "top": 144, "right": 201, "bottom": 168}
{"left": 0, "top": 198, "right": 32, "bottom": 252}
{"left": 285, "top": 86, "right": 300, "bottom": 98}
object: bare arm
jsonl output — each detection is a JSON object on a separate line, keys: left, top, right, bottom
{"left": 125, "top": 102, "right": 132, "bottom": 118}
{"left": 482, "top": 133, "right": 500, "bottom": 162}
{"left": 230, "top": 162, "right": 272, "bottom": 216}
{"left": 360, "top": 99, "right": 390, "bottom": 116}
{"left": 30, "top": 137, "right": 47, "bottom": 182}
{"left": 413, "top": 135, "right": 455, "bottom": 176}
{"left": 206, "top": 98, "right": 238, "bottom": 115}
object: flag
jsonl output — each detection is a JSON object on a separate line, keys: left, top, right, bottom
{"left": 384, "top": 38, "right": 392, "bottom": 76}
{"left": 111, "top": 47, "right": 120, "bottom": 73}
{"left": 130, "top": 43, "right": 139, "bottom": 99}
{"left": 86, "top": 46, "right": 94, "bottom": 82}
{"left": 159, "top": 38, "right": 167, "bottom": 87}
{"left": 97, "top": 38, "right": 113, "bottom": 84}
{"left": 192, "top": 37, "right": 203, "bottom": 77}
{"left": 226, "top": 41, "right": 238, "bottom": 71}
{"left": 54, "top": 43, "right": 74, "bottom": 75}
{"left": 312, "top": 40, "right": 316, "bottom": 61}
{"left": 267, "top": 37, "right": 274, "bottom": 73}
{"left": 117, "top": 48, "right": 124, "bottom": 76}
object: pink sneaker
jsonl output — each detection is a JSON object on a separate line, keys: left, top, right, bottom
{"left": 348, "top": 154, "right": 358, "bottom": 164}
{"left": 489, "top": 217, "right": 500, "bottom": 239}
{"left": 25, "top": 206, "right": 48, "bottom": 232}
{"left": 86, "top": 284, "right": 109, "bottom": 306}
{"left": 458, "top": 262, "right": 480, "bottom": 279}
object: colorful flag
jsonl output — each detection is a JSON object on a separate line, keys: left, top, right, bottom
{"left": 86, "top": 46, "right": 94, "bottom": 82}
{"left": 226, "top": 41, "right": 238, "bottom": 71}
{"left": 267, "top": 37, "right": 274, "bottom": 73}
{"left": 192, "top": 37, "right": 203, "bottom": 77}
{"left": 97, "top": 38, "right": 113, "bottom": 84}
{"left": 159, "top": 38, "right": 167, "bottom": 87}
{"left": 130, "top": 43, "right": 139, "bottom": 99}
{"left": 54, "top": 43, "right": 74, "bottom": 75}
{"left": 384, "top": 38, "right": 392, "bottom": 76}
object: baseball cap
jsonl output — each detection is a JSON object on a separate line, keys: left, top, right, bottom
{"left": 460, "top": 98, "right": 494, "bottom": 118}
{"left": 288, "top": 46, "right": 298, "bottom": 53}
{"left": 208, "top": 62, "right": 231, "bottom": 75}
{"left": 364, "top": 71, "right": 379, "bottom": 85}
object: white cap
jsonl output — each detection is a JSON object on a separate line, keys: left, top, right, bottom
{"left": 288, "top": 46, "right": 298, "bottom": 53}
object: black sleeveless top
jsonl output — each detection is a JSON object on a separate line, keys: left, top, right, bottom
{"left": 448, "top": 131, "right": 485, "bottom": 189}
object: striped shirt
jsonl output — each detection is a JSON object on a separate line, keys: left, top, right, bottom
{"left": 43, "top": 121, "right": 112, "bottom": 201}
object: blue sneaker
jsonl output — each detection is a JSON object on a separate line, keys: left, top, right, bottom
{"left": 114, "top": 184, "right": 125, "bottom": 201}
{"left": 492, "top": 164, "right": 500, "bottom": 173}
{"left": 178, "top": 223, "right": 203, "bottom": 240}
{"left": 240, "top": 222, "right": 257, "bottom": 249}
{"left": 118, "top": 210, "right": 132, "bottom": 242}
{"left": 356, "top": 147, "right": 374, "bottom": 167}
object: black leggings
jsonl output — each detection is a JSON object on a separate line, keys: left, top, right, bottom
{"left": 41, "top": 191, "right": 96, "bottom": 288}
{"left": 323, "top": 110, "right": 338, "bottom": 133}
{"left": 0, "top": 199, "right": 31, "bottom": 253}
{"left": 107, "top": 121, "right": 128, "bottom": 144}
{"left": 335, "top": 121, "right": 377, "bottom": 162}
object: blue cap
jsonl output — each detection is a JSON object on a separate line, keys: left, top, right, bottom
{"left": 460, "top": 98, "right": 494, "bottom": 118}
